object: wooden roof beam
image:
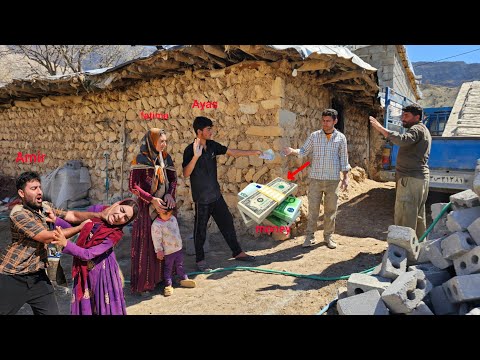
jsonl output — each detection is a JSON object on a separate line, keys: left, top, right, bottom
{"left": 317, "top": 69, "right": 366, "bottom": 85}
{"left": 203, "top": 45, "right": 228, "bottom": 59}
{"left": 297, "top": 59, "right": 335, "bottom": 72}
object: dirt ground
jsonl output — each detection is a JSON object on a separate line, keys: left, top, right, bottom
{"left": 0, "top": 174, "right": 449, "bottom": 315}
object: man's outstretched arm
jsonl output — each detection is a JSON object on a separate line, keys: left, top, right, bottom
{"left": 226, "top": 149, "right": 262, "bottom": 157}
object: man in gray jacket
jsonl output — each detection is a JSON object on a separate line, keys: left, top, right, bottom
{"left": 369, "top": 104, "right": 432, "bottom": 239}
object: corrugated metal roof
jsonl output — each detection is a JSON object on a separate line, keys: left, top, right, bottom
{"left": 268, "top": 45, "right": 377, "bottom": 71}
{"left": 0, "top": 45, "right": 379, "bottom": 106}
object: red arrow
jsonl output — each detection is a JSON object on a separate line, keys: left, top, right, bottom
{"left": 287, "top": 161, "right": 310, "bottom": 180}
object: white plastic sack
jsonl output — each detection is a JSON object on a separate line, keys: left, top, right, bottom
{"left": 41, "top": 161, "right": 91, "bottom": 210}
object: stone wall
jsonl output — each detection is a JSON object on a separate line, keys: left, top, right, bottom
{"left": 279, "top": 69, "right": 330, "bottom": 191}
{"left": 352, "top": 45, "right": 417, "bottom": 101}
{"left": 352, "top": 45, "right": 393, "bottom": 91}
{"left": 0, "top": 60, "right": 376, "bottom": 232}
{"left": 341, "top": 95, "right": 372, "bottom": 173}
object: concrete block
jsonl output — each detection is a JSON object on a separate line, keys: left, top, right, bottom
{"left": 451, "top": 203, "right": 469, "bottom": 212}
{"left": 370, "top": 264, "right": 382, "bottom": 275}
{"left": 443, "top": 274, "right": 480, "bottom": 303}
{"left": 467, "top": 218, "right": 480, "bottom": 245}
{"left": 441, "top": 231, "right": 476, "bottom": 260}
{"left": 337, "top": 290, "right": 389, "bottom": 315}
{"left": 428, "top": 228, "right": 451, "bottom": 241}
{"left": 413, "top": 240, "right": 432, "bottom": 264}
{"left": 427, "top": 227, "right": 453, "bottom": 240}
{"left": 380, "top": 244, "right": 408, "bottom": 280}
{"left": 381, "top": 270, "right": 432, "bottom": 314}
{"left": 453, "top": 246, "right": 480, "bottom": 276}
{"left": 446, "top": 207, "right": 480, "bottom": 232}
{"left": 422, "top": 293, "right": 433, "bottom": 310}
{"left": 473, "top": 162, "right": 480, "bottom": 196}
{"left": 449, "top": 189, "right": 480, "bottom": 208}
{"left": 347, "top": 273, "right": 391, "bottom": 296}
{"left": 425, "top": 237, "right": 453, "bottom": 269}
{"left": 429, "top": 285, "right": 459, "bottom": 315}
{"left": 457, "top": 302, "right": 480, "bottom": 315}
{"left": 337, "top": 286, "right": 348, "bottom": 300}
{"left": 466, "top": 308, "right": 480, "bottom": 315}
{"left": 433, "top": 217, "right": 450, "bottom": 237}
{"left": 408, "top": 263, "right": 451, "bottom": 287}
{"left": 407, "top": 301, "right": 434, "bottom": 315}
{"left": 431, "top": 203, "right": 449, "bottom": 220}
{"left": 458, "top": 303, "right": 470, "bottom": 315}
{"left": 386, "top": 225, "right": 419, "bottom": 263}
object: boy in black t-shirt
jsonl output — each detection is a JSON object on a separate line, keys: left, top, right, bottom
{"left": 182, "top": 116, "right": 262, "bottom": 271}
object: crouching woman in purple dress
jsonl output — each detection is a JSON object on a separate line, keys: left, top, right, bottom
{"left": 52, "top": 199, "right": 139, "bottom": 315}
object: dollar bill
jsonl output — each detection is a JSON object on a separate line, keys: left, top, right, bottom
{"left": 238, "top": 191, "right": 278, "bottom": 224}
{"left": 238, "top": 182, "right": 261, "bottom": 200}
{"left": 259, "top": 149, "right": 275, "bottom": 160}
{"left": 265, "top": 177, "right": 298, "bottom": 197}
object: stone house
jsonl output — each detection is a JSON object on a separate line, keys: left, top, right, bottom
{"left": 346, "top": 45, "right": 421, "bottom": 101}
{"left": 0, "top": 45, "right": 383, "bottom": 229}
{"left": 344, "top": 45, "right": 423, "bottom": 178}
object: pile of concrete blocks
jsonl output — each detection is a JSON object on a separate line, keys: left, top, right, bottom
{"left": 336, "top": 189, "right": 480, "bottom": 315}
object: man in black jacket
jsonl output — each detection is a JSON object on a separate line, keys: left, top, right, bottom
{"left": 183, "top": 117, "right": 260, "bottom": 271}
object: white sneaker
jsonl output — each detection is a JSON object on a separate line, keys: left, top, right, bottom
{"left": 326, "top": 237, "right": 337, "bottom": 249}
{"left": 302, "top": 236, "right": 317, "bottom": 248}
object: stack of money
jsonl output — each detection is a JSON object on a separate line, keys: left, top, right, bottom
{"left": 237, "top": 190, "right": 279, "bottom": 224}
{"left": 237, "top": 177, "right": 298, "bottom": 225}
{"left": 271, "top": 196, "right": 302, "bottom": 224}
{"left": 238, "top": 182, "right": 261, "bottom": 226}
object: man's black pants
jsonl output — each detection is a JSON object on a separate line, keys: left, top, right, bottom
{"left": 194, "top": 196, "right": 242, "bottom": 263}
{"left": 0, "top": 271, "right": 59, "bottom": 315}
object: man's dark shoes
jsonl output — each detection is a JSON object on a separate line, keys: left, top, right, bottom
{"left": 196, "top": 260, "right": 212, "bottom": 272}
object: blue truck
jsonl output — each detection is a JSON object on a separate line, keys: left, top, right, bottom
{"left": 382, "top": 89, "right": 480, "bottom": 193}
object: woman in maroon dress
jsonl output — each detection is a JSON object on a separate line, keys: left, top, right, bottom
{"left": 129, "top": 128, "right": 177, "bottom": 295}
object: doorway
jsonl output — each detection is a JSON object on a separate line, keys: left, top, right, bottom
{"left": 331, "top": 99, "right": 344, "bottom": 134}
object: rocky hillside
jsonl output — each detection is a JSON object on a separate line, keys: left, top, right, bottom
{"left": 413, "top": 61, "right": 480, "bottom": 87}
{"left": 413, "top": 61, "right": 480, "bottom": 108}
{"left": 418, "top": 84, "right": 460, "bottom": 108}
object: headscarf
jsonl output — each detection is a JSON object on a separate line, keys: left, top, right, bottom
{"left": 131, "top": 128, "right": 169, "bottom": 194}
{"left": 72, "top": 216, "right": 123, "bottom": 300}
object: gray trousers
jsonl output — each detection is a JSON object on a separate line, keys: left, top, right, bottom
{"left": 395, "top": 176, "right": 429, "bottom": 240}
{"left": 306, "top": 179, "right": 340, "bottom": 240}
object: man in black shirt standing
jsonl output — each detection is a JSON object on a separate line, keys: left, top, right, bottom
{"left": 183, "top": 116, "right": 261, "bottom": 271}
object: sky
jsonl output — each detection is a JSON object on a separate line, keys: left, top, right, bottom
{"left": 405, "top": 45, "right": 480, "bottom": 64}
